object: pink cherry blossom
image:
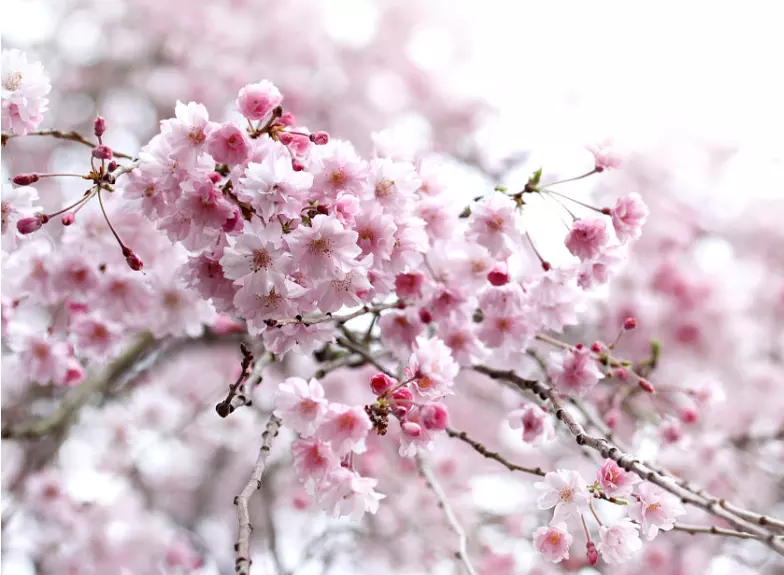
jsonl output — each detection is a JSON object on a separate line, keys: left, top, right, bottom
{"left": 547, "top": 346, "right": 604, "bottom": 396}
{"left": 586, "top": 139, "right": 622, "bottom": 171}
{"left": 1, "top": 49, "right": 50, "bottom": 135}
{"left": 565, "top": 218, "right": 609, "bottom": 261}
{"left": 317, "top": 404, "right": 372, "bottom": 456}
{"left": 533, "top": 522, "right": 573, "bottom": 563}
{"left": 597, "top": 459, "right": 641, "bottom": 498}
{"left": 236, "top": 80, "right": 282, "bottom": 121}
{"left": 206, "top": 123, "right": 250, "bottom": 165}
{"left": 629, "top": 483, "right": 687, "bottom": 540}
{"left": 507, "top": 403, "right": 555, "bottom": 445}
{"left": 407, "top": 336, "right": 460, "bottom": 398}
{"left": 598, "top": 519, "right": 643, "bottom": 564}
{"left": 534, "top": 469, "right": 590, "bottom": 523}
{"left": 291, "top": 438, "right": 340, "bottom": 488}
{"left": 420, "top": 402, "right": 449, "bottom": 431}
{"left": 468, "top": 193, "right": 522, "bottom": 258}
{"left": 285, "top": 214, "right": 361, "bottom": 280}
{"left": 316, "top": 467, "right": 385, "bottom": 521}
{"left": 274, "top": 377, "right": 328, "bottom": 436}
{"left": 610, "top": 193, "right": 649, "bottom": 243}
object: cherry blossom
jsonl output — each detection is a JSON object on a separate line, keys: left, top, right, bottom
{"left": 533, "top": 522, "right": 573, "bottom": 563}
{"left": 507, "top": 403, "right": 555, "bottom": 445}
{"left": 274, "top": 377, "right": 328, "bottom": 436}
{"left": 535, "top": 469, "right": 590, "bottom": 523}
{"left": 629, "top": 483, "right": 687, "bottom": 540}
{"left": 547, "top": 345, "right": 604, "bottom": 396}
{"left": 598, "top": 519, "right": 643, "bottom": 564}
{"left": 1, "top": 49, "right": 50, "bottom": 134}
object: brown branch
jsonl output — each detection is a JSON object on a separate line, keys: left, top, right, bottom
{"left": 416, "top": 456, "right": 477, "bottom": 575}
{"left": 234, "top": 414, "right": 282, "bottom": 575}
{"left": 2, "top": 129, "right": 135, "bottom": 160}
{"left": 1, "top": 333, "right": 157, "bottom": 439}
{"left": 672, "top": 523, "right": 782, "bottom": 541}
{"left": 445, "top": 428, "right": 546, "bottom": 477}
{"left": 334, "top": 336, "right": 394, "bottom": 378}
{"left": 471, "top": 365, "right": 784, "bottom": 556}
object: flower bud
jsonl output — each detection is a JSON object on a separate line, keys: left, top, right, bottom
{"left": 614, "top": 367, "right": 629, "bottom": 381}
{"left": 94, "top": 116, "right": 107, "bottom": 138}
{"left": 279, "top": 132, "right": 294, "bottom": 145}
{"left": 125, "top": 251, "right": 144, "bottom": 271}
{"left": 309, "top": 131, "right": 329, "bottom": 145}
{"left": 65, "top": 358, "right": 85, "bottom": 386}
{"left": 370, "top": 373, "right": 396, "bottom": 396}
{"left": 638, "top": 378, "right": 655, "bottom": 393}
{"left": 279, "top": 112, "right": 295, "bottom": 126}
{"left": 605, "top": 407, "right": 620, "bottom": 429}
{"left": 12, "top": 173, "right": 39, "bottom": 186}
{"left": 623, "top": 316, "right": 638, "bottom": 330}
{"left": 586, "top": 541, "right": 599, "bottom": 566}
{"left": 108, "top": 160, "right": 118, "bottom": 172}
{"left": 679, "top": 406, "right": 699, "bottom": 424}
{"left": 421, "top": 403, "right": 449, "bottom": 431}
{"left": 390, "top": 387, "right": 414, "bottom": 418}
{"left": 418, "top": 308, "right": 433, "bottom": 324}
{"left": 92, "top": 145, "right": 113, "bottom": 160}
{"left": 590, "top": 341, "right": 605, "bottom": 354}
{"left": 208, "top": 171, "right": 223, "bottom": 184}
{"left": 291, "top": 158, "right": 305, "bottom": 172}
{"left": 401, "top": 421, "right": 422, "bottom": 438}
{"left": 61, "top": 213, "right": 75, "bottom": 226}
{"left": 487, "top": 262, "right": 510, "bottom": 286}
{"left": 16, "top": 214, "right": 47, "bottom": 234}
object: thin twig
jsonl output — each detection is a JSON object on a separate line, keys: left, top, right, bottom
{"left": 445, "top": 428, "right": 546, "bottom": 477}
{"left": 2, "top": 129, "right": 135, "bottom": 160}
{"left": 415, "top": 456, "right": 477, "bottom": 575}
{"left": 672, "top": 523, "right": 781, "bottom": 541}
{"left": 235, "top": 414, "right": 282, "bottom": 575}
{"left": 272, "top": 302, "right": 399, "bottom": 328}
{"left": 334, "top": 337, "right": 393, "bottom": 377}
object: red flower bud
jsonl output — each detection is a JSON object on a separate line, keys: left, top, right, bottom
{"left": 61, "top": 213, "right": 75, "bottom": 226}
{"left": 586, "top": 541, "right": 599, "bottom": 566}
{"left": 623, "top": 317, "right": 638, "bottom": 330}
{"left": 638, "top": 378, "right": 655, "bottom": 393}
{"left": 125, "top": 251, "right": 144, "bottom": 271}
{"left": 418, "top": 308, "right": 433, "bottom": 324}
{"left": 279, "top": 132, "right": 294, "bottom": 145}
{"left": 12, "top": 173, "right": 40, "bottom": 186}
{"left": 16, "top": 214, "right": 47, "bottom": 234}
{"left": 291, "top": 158, "right": 305, "bottom": 172}
{"left": 94, "top": 116, "right": 107, "bottom": 138}
{"left": 370, "top": 373, "right": 396, "bottom": 396}
{"left": 309, "top": 131, "right": 329, "bottom": 145}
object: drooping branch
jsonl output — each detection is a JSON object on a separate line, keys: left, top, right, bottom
{"left": 234, "top": 414, "right": 282, "bottom": 575}
{"left": 445, "top": 428, "right": 546, "bottom": 477}
{"left": 416, "top": 456, "right": 478, "bottom": 575}
{"left": 672, "top": 523, "right": 775, "bottom": 541}
{"left": 471, "top": 364, "right": 784, "bottom": 555}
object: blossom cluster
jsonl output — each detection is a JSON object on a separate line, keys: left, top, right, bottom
{"left": 532, "top": 463, "right": 686, "bottom": 565}
{"left": 1, "top": 49, "right": 50, "bottom": 135}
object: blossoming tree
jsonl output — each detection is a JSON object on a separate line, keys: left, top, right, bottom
{"left": 2, "top": 5, "right": 784, "bottom": 575}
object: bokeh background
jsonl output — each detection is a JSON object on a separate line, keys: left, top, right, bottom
{"left": 2, "top": 1, "right": 784, "bottom": 574}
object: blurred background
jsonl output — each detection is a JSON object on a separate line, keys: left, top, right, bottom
{"left": 2, "top": 1, "right": 784, "bottom": 574}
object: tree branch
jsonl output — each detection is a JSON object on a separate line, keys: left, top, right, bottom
{"left": 235, "top": 414, "right": 282, "bottom": 575}
{"left": 445, "top": 428, "right": 546, "bottom": 477}
{"left": 416, "top": 456, "right": 477, "bottom": 575}
{"left": 2, "top": 129, "right": 135, "bottom": 160}
{"left": 471, "top": 364, "right": 784, "bottom": 555}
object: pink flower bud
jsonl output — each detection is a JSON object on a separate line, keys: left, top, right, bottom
{"left": 92, "top": 145, "right": 113, "bottom": 160}
{"left": 208, "top": 171, "right": 223, "bottom": 184}
{"left": 291, "top": 158, "right": 306, "bottom": 172}
{"left": 67, "top": 301, "right": 89, "bottom": 315}
{"left": 65, "top": 358, "right": 85, "bottom": 386}
{"left": 660, "top": 420, "right": 683, "bottom": 443}
{"left": 614, "top": 367, "right": 629, "bottom": 380}
{"left": 279, "top": 112, "right": 295, "bottom": 126}
{"left": 401, "top": 421, "right": 423, "bottom": 438}
{"left": 279, "top": 132, "right": 294, "bottom": 145}
{"left": 16, "top": 214, "right": 47, "bottom": 234}
{"left": 12, "top": 173, "right": 39, "bottom": 185}
{"left": 679, "top": 406, "right": 699, "bottom": 424}
{"left": 292, "top": 493, "right": 311, "bottom": 510}
{"left": 418, "top": 308, "right": 433, "bottom": 324}
{"left": 586, "top": 541, "right": 599, "bottom": 566}
{"left": 370, "top": 373, "right": 396, "bottom": 396}
{"left": 61, "top": 213, "right": 75, "bottom": 226}
{"left": 108, "top": 160, "right": 118, "bottom": 172}
{"left": 94, "top": 116, "right": 106, "bottom": 138}
{"left": 638, "top": 378, "right": 655, "bottom": 393}
{"left": 390, "top": 388, "right": 414, "bottom": 418}
{"left": 590, "top": 341, "right": 605, "bottom": 354}
{"left": 421, "top": 403, "right": 449, "bottom": 431}
{"left": 309, "top": 131, "right": 329, "bottom": 145}
{"left": 487, "top": 262, "right": 510, "bottom": 286}
{"left": 623, "top": 316, "right": 638, "bottom": 330}
{"left": 125, "top": 251, "right": 144, "bottom": 271}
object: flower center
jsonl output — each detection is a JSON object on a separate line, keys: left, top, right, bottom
{"left": 3, "top": 72, "right": 22, "bottom": 91}
{"left": 251, "top": 248, "right": 271, "bottom": 271}
{"left": 559, "top": 487, "right": 574, "bottom": 502}
{"left": 308, "top": 238, "right": 332, "bottom": 255}
{"left": 375, "top": 179, "right": 394, "bottom": 197}
{"left": 329, "top": 169, "right": 347, "bottom": 188}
